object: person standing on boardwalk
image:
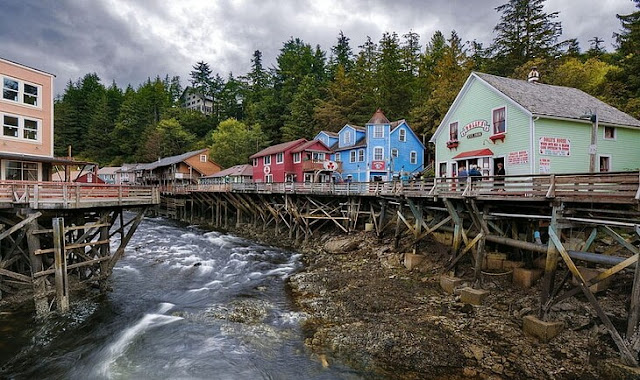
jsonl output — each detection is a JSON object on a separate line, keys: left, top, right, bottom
{"left": 457, "top": 166, "right": 468, "bottom": 192}
{"left": 495, "top": 162, "right": 505, "bottom": 190}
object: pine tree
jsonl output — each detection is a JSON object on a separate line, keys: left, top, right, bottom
{"left": 350, "top": 36, "right": 379, "bottom": 124}
{"left": 282, "top": 75, "right": 321, "bottom": 141}
{"left": 190, "top": 61, "right": 213, "bottom": 96}
{"left": 314, "top": 65, "right": 362, "bottom": 131}
{"left": 489, "top": 0, "right": 563, "bottom": 75}
{"left": 329, "top": 31, "right": 354, "bottom": 77}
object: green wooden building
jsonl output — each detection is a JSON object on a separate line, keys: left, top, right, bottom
{"left": 430, "top": 71, "right": 640, "bottom": 178}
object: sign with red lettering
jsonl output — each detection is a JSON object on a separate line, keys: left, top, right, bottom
{"left": 507, "top": 150, "right": 529, "bottom": 165}
{"left": 323, "top": 160, "right": 338, "bottom": 171}
{"left": 371, "top": 161, "right": 385, "bottom": 170}
{"left": 460, "top": 120, "right": 490, "bottom": 137}
{"left": 539, "top": 137, "right": 571, "bottom": 156}
{"left": 539, "top": 158, "right": 551, "bottom": 174}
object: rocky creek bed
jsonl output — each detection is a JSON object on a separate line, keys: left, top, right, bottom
{"left": 232, "top": 225, "right": 640, "bottom": 380}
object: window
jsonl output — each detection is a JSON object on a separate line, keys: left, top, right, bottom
{"left": 200, "top": 154, "right": 207, "bottom": 162}
{"left": 335, "top": 152, "right": 341, "bottom": 162}
{"left": 312, "top": 152, "right": 325, "bottom": 162}
{"left": 6, "top": 161, "right": 38, "bottom": 181}
{"left": 350, "top": 151, "right": 356, "bottom": 163}
{"left": 265, "top": 174, "right": 273, "bottom": 183}
{"left": 3, "top": 115, "right": 18, "bottom": 138}
{"left": 449, "top": 122, "right": 458, "bottom": 141}
{"left": 252, "top": 158, "right": 258, "bottom": 167}
{"left": 599, "top": 155, "right": 611, "bottom": 172}
{"left": 343, "top": 130, "right": 352, "bottom": 145}
{"left": 604, "top": 126, "right": 616, "bottom": 140}
{"left": 358, "top": 149, "right": 365, "bottom": 162}
{"left": 439, "top": 162, "right": 447, "bottom": 177}
{"left": 23, "top": 119, "right": 38, "bottom": 140}
{"left": 276, "top": 152, "right": 284, "bottom": 164}
{"left": 391, "top": 148, "right": 398, "bottom": 158}
{"left": 373, "top": 147, "right": 383, "bottom": 161}
{"left": 410, "top": 151, "right": 417, "bottom": 164}
{"left": 399, "top": 129, "right": 406, "bottom": 142}
{"left": 2, "top": 76, "right": 40, "bottom": 107}
{"left": 293, "top": 152, "right": 301, "bottom": 163}
{"left": 263, "top": 155, "right": 271, "bottom": 165}
{"left": 374, "top": 125, "right": 383, "bottom": 138}
{"left": 492, "top": 107, "right": 506, "bottom": 134}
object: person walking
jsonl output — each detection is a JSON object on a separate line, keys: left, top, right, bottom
{"left": 457, "top": 166, "right": 468, "bottom": 192}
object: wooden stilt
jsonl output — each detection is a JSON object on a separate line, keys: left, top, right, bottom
{"left": 26, "top": 215, "right": 48, "bottom": 316}
{"left": 52, "top": 217, "right": 69, "bottom": 313}
{"left": 540, "top": 203, "right": 562, "bottom": 319}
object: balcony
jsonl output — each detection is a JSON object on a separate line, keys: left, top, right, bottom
{"left": 301, "top": 160, "right": 342, "bottom": 172}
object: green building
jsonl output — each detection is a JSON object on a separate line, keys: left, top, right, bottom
{"left": 430, "top": 71, "right": 640, "bottom": 177}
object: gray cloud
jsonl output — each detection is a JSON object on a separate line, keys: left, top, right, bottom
{"left": 0, "top": 0, "right": 635, "bottom": 93}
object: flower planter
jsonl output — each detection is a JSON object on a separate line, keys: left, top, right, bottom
{"left": 446, "top": 140, "right": 459, "bottom": 149}
{"left": 489, "top": 133, "right": 506, "bottom": 143}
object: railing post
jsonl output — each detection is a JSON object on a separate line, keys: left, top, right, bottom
{"left": 75, "top": 183, "right": 80, "bottom": 208}
{"left": 118, "top": 186, "right": 123, "bottom": 205}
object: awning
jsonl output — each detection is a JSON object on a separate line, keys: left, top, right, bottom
{"left": 0, "top": 153, "right": 94, "bottom": 165}
{"left": 452, "top": 148, "right": 494, "bottom": 159}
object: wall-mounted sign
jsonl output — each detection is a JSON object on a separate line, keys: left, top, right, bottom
{"left": 508, "top": 150, "right": 529, "bottom": 165}
{"left": 460, "top": 120, "right": 490, "bottom": 137}
{"left": 371, "top": 161, "right": 386, "bottom": 170}
{"left": 263, "top": 165, "right": 271, "bottom": 174}
{"left": 539, "top": 158, "right": 551, "bottom": 173}
{"left": 323, "top": 160, "right": 338, "bottom": 171}
{"left": 539, "top": 137, "right": 571, "bottom": 156}
{"left": 466, "top": 132, "right": 482, "bottom": 139}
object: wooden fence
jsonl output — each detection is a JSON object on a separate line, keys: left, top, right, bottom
{"left": 0, "top": 181, "right": 160, "bottom": 209}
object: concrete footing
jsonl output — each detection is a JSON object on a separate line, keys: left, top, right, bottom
{"left": 404, "top": 253, "right": 425, "bottom": 270}
{"left": 440, "top": 275, "right": 463, "bottom": 294}
{"left": 484, "top": 253, "right": 507, "bottom": 270}
{"left": 513, "top": 268, "right": 543, "bottom": 288}
{"left": 460, "top": 287, "right": 489, "bottom": 305}
{"left": 571, "top": 266, "right": 612, "bottom": 293}
{"left": 522, "top": 315, "right": 564, "bottom": 342}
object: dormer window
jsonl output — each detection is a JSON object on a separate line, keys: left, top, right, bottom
{"left": 343, "top": 130, "right": 352, "bottom": 145}
{"left": 374, "top": 125, "right": 383, "bottom": 138}
{"left": 399, "top": 129, "right": 406, "bottom": 142}
{"left": 492, "top": 107, "right": 506, "bottom": 134}
{"left": 200, "top": 154, "right": 207, "bottom": 162}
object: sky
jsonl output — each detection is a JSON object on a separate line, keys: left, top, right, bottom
{"left": 0, "top": 0, "right": 636, "bottom": 94}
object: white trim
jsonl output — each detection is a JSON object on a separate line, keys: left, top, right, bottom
{"left": 390, "top": 120, "right": 425, "bottom": 149}
{"left": 334, "top": 152, "right": 341, "bottom": 162}
{"left": 410, "top": 150, "right": 417, "bottom": 164}
{"left": 530, "top": 117, "right": 536, "bottom": 174}
{"left": 532, "top": 114, "right": 639, "bottom": 130}
{"left": 448, "top": 121, "right": 459, "bottom": 141}
{"left": 1, "top": 112, "right": 43, "bottom": 144}
{"left": 358, "top": 148, "right": 365, "bottom": 162}
{"left": 373, "top": 146, "right": 384, "bottom": 161}
{"left": 0, "top": 75, "right": 43, "bottom": 110}
{"left": 0, "top": 57, "right": 55, "bottom": 78}
{"left": 597, "top": 154, "right": 612, "bottom": 172}
{"left": 399, "top": 128, "right": 406, "bottom": 142}
{"left": 276, "top": 152, "right": 284, "bottom": 164}
{"left": 431, "top": 73, "right": 533, "bottom": 143}
{"left": 437, "top": 161, "right": 448, "bottom": 177}
{"left": 293, "top": 152, "right": 301, "bottom": 163}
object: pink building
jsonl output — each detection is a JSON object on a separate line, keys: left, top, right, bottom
{"left": 1, "top": 57, "right": 56, "bottom": 181}
{"left": 250, "top": 139, "right": 337, "bottom": 183}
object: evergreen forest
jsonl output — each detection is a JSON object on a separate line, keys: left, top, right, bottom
{"left": 53, "top": 0, "right": 640, "bottom": 169}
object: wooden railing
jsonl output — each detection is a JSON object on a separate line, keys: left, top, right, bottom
{"left": 179, "top": 171, "right": 640, "bottom": 204}
{"left": 0, "top": 181, "right": 160, "bottom": 209}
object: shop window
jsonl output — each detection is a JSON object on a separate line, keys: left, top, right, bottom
{"left": 6, "top": 161, "right": 38, "bottom": 181}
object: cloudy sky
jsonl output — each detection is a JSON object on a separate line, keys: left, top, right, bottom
{"left": 1, "top": 0, "right": 636, "bottom": 93}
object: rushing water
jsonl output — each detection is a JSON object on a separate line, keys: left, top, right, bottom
{"left": 0, "top": 216, "right": 364, "bottom": 379}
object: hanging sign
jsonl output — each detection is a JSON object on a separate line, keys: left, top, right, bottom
{"left": 508, "top": 150, "right": 529, "bottom": 165}
{"left": 460, "top": 120, "right": 490, "bottom": 137}
{"left": 539, "top": 137, "right": 571, "bottom": 156}
{"left": 323, "top": 160, "right": 338, "bottom": 171}
{"left": 263, "top": 165, "right": 271, "bottom": 174}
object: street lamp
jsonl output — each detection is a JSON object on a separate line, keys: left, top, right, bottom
{"left": 580, "top": 110, "right": 598, "bottom": 173}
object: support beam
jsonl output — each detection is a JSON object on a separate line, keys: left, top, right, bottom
{"left": 52, "top": 217, "right": 70, "bottom": 313}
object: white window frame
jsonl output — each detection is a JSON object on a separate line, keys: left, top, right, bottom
{"left": 263, "top": 155, "right": 271, "bottom": 165}
{"left": 335, "top": 152, "right": 341, "bottom": 162}
{"left": 343, "top": 130, "right": 352, "bottom": 145}
{"left": 399, "top": 129, "right": 406, "bottom": 142}
{"left": 200, "top": 154, "right": 207, "bottom": 162}
{"left": 603, "top": 126, "right": 616, "bottom": 141}
{"left": 252, "top": 158, "right": 258, "bottom": 167}
{"left": 276, "top": 152, "right": 284, "bottom": 164}
{"left": 265, "top": 174, "right": 273, "bottom": 183}
{"left": 3, "top": 160, "right": 40, "bottom": 181}
{"left": 373, "top": 147, "right": 384, "bottom": 161}
{"left": 391, "top": 148, "right": 398, "bottom": 158}
{"left": 350, "top": 151, "right": 356, "bottom": 163}
{"left": 1, "top": 112, "right": 41, "bottom": 143}
{"left": 312, "top": 152, "right": 325, "bottom": 162}
{"left": 1, "top": 75, "right": 42, "bottom": 109}
{"left": 373, "top": 125, "right": 383, "bottom": 138}
{"left": 492, "top": 106, "right": 507, "bottom": 134}
{"left": 358, "top": 149, "right": 365, "bottom": 162}
{"left": 598, "top": 154, "right": 612, "bottom": 172}
{"left": 293, "top": 152, "right": 301, "bottom": 163}
{"left": 410, "top": 151, "right": 417, "bottom": 164}
{"left": 449, "top": 121, "right": 458, "bottom": 141}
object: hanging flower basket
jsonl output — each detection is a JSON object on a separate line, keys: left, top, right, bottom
{"left": 446, "top": 140, "right": 459, "bottom": 149}
{"left": 489, "top": 133, "right": 506, "bottom": 143}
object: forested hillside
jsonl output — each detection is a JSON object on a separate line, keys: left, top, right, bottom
{"left": 53, "top": 0, "right": 640, "bottom": 168}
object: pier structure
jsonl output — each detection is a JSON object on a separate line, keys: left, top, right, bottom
{"left": 0, "top": 180, "right": 159, "bottom": 315}
{"left": 160, "top": 171, "right": 640, "bottom": 365}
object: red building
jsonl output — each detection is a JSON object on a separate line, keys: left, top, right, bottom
{"left": 250, "top": 139, "right": 337, "bottom": 182}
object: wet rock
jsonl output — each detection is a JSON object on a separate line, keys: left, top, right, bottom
{"left": 323, "top": 237, "right": 360, "bottom": 254}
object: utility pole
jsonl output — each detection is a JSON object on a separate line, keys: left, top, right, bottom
{"left": 589, "top": 113, "right": 598, "bottom": 173}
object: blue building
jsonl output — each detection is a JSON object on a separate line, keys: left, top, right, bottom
{"left": 315, "top": 109, "right": 425, "bottom": 182}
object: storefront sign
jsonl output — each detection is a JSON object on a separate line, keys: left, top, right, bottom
{"left": 539, "top": 158, "right": 551, "bottom": 174}
{"left": 460, "top": 120, "right": 490, "bottom": 137}
{"left": 466, "top": 132, "right": 482, "bottom": 139}
{"left": 371, "top": 161, "right": 385, "bottom": 170}
{"left": 508, "top": 150, "right": 529, "bottom": 165}
{"left": 539, "top": 137, "right": 571, "bottom": 156}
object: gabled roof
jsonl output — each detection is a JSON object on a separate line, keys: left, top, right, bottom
{"left": 203, "top": 164, "right": 252, "bottom": 178}
{"left": 143, "top": 149, "right": 209, "bottom": 170}
{"left": 317, "top": 131, "right": 338, "bottom": 137}
{"left": 367, "top": 108, "right": 390, "bottom": 124}
{"left": 291, "top": 140, "right": 332, "bottom": 153}
{"left": 250, "top": 138, "right": 307, "bottom": 159}
{"left": 333, "top": 137, "right": 367, "bottom": 152}
{"left": 98, "top": 167, "right": 121, "bottom": 175}
{"left": 475, "top": 72, "right": 640, "bottom": 128}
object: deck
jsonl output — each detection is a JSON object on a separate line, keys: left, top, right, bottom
{"left": 183, "top": 171, "right": 640, "bottom": 204}
{"left": 0, "top": 181, "right": 160, "bottom": 209}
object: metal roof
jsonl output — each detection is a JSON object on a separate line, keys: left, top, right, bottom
{"left": 249, "top": 139, "right": 307, "bottom": 159}
{"left": 142, "top": 149, "right": 209, "bottom": 170}
{"left": 202, "top": 164, "right": 252, "bottom": 178}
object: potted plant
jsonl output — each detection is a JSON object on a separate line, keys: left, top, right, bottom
{"left": 446, "top": 140, "right": 459, "bottom": 149}
{"left": 489, "top": 133, "right": 506, "bottom": 143}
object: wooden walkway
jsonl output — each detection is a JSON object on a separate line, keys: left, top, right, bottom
{"left": 177, "top": 171, "right": 640, "bottom": 205}
{"left": 0, "top": 181, "right": 160, "bottom": 209}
